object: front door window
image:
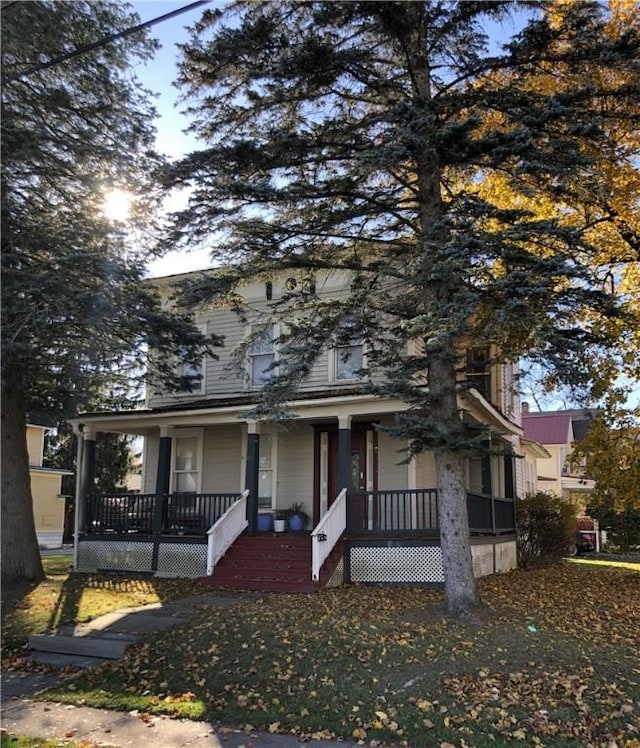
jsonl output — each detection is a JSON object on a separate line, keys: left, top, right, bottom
{"left": 351, "top": 448, "right": 365, "bottom": 491}
{"left": 258, "top": 434, "right": 274, "bottom": 510}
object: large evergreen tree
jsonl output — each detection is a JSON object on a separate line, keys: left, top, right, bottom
{"left": 1, "top": 1, "right": 214, "bottom": 584}
{"left": 168, "top": 0, "right": 639, "bottom": 615}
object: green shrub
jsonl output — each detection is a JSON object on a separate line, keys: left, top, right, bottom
{"left": 588, "top": 502, "right": 640, "bottom": 552}
{"left": 517, "top": 492, "right": 578, "bottom": 567}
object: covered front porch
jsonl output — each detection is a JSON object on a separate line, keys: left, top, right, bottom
{"left": 75, "top": 486, "right": 516, "bottom": 588}
{"left": 71, "top": 390, "right": 520, "bottom": 588}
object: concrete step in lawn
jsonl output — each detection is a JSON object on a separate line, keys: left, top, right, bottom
{"left": 29, "top": 634, "right": 130, "bottom": 660}
{"left": 24, "top": 595, "right": 249, "bottom": 671}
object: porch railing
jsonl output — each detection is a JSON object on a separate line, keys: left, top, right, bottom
{"left": 349, "top": 489, "right": 439, "bottom": 534}
{"left": 207, "top": 490, "right": 249, "bottom": 575}
{"left": 466, "top": 492, "right": 516, "bottom": 533}
{"left": 163, "top": 493, "right": 239, "bottom": 534}
{"left": 85, "top": 493, "right": 156, "bottom": 534}
{"left": 84, "top": 492, "right": 240, "bottom": 536}
{"left": 349, "top": 489, "right": 515, "bottom": 535}
{"left": 311, "top": 488, "right": 347, "bottom": 581}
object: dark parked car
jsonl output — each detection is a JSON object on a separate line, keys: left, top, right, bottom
{"left": 575, "top": 530, "right": 595, "bottom": 554}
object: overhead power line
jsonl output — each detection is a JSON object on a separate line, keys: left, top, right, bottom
{"left": 2, "top": 0, "right": 211, "bottom": 85}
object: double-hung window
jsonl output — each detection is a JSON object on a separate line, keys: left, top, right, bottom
{"left": 466, "top": 347, "right": 491, "bottom": 401}
{"left": 332, "top": 319, "right": 364, "bottom": 381}
{"left": 249, "top": 326, "right": 275, "bottom": 387}
{"left": 176, "top": 323, "right": 206, "bottom": 394}
{"left": 172, "top": 433, "right": 202, "bottom": 496}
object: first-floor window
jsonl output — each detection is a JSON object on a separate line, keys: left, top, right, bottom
{"left": 173, "top": 435, "right": 200, "bottom": 495}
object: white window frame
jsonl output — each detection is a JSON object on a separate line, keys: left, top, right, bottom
{"left": 328, "top": 318, "right": 367, "bottom": 384}
{"left": 329, "top": 338, "right": 365, "bottom": 383}
{"left": 171, "top": 428, "right": 204, "bottom": 495}
{"left": 176, "top": 323, "right": 206, "bottom": 395}
{"left": 247, "top": 323, "right": 278, "bottom": 389}
{"left": 466, "top": 346, "right": 492, "bottom": 402}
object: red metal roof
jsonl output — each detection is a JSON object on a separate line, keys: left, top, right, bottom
{"left": 522, "top": 413, "right": 572, "bottom": 445}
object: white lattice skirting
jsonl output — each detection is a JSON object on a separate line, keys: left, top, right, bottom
{"left": 77, "top": 539, "right": 207, "bottom": 578}
{"left": 349, "top": 538, "right": 517, "bottom": 584}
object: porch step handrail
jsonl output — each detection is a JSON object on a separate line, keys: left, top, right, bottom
{"left": 311, "top": 488, "right": 347, "bottom": 581}
{"left": 206, "top": 490, "right": 249, "bottom": 575}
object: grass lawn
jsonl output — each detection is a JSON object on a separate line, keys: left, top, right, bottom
{"left": 1, "top": 555, "right": 208, "bottom": 665}
{"left": 0, "top": 736, "right": 119, "bottom": 748}
{"left": 30, "top": 562, "right": 639, "bottom": 747}
{"left": 567, "top": 557, "right": 640, "bottom": 572}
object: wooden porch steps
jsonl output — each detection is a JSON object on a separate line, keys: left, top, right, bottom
{"left": 202, "top": 533, "right": 345, "bottom": 593}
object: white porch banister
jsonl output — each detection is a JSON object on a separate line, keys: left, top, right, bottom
{"left": 311, "top": 488, "right": 347, "bottom": 581}
{"left": 206, "top": 490, "right": 249, "bottom": 575}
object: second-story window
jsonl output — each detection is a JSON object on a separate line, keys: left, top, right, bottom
{"left": 176, "top": 323, "right": 206, "bottom": 394}
{"left": 333, "top": 319, "right": 364, "bottom": 381}
{"left": 466, "top": 346, "right": 491, "bottom": 401}
{"left": 335, "top": 337, "right": 363, "bottom": 381}
{"left": 178, "top": 355, "right": 204, "bottom": 392}
{"left": 249, "top": 326, "right": 275, "bottom": 387}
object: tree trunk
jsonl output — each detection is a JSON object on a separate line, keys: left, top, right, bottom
{"left": 1, "top": 368, "right": 44, "bottom": 584}
{"left": 435, "top": 448, "right": 481, "bottom": 616}
{"left": 430, "top": 356, "right": 481, "bottom": 616}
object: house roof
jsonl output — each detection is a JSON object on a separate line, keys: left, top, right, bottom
{"left": 522, "top": 413, "right": 572, "bottom": 445}
{"left": 522, "top": 407, "right": 600, "bottom": 445}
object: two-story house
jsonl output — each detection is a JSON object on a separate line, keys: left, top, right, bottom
{"left": 70, "top": 270, "right": 525, "bottom": 590}
{"left": 521, "top": 405, "right": 596, "bottom": 501}
{"left": 27, "top": 422, "right": 73, "bottom": 548}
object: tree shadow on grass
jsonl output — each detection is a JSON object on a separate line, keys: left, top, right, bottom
{"left": 1, "top": 556, "right": 207, "bottom": 658}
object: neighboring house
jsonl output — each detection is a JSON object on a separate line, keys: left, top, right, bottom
{"left": 27, "top": 423, "right": 73, "bottom": 549}
{"left": 70, "top": 270, "right": 529, "bottom": 589}
{"left": 519, "top": 435, "right": 552, "bottom": 495}
{"left": 521, "top": 405, "right": 596, "bottom": 503}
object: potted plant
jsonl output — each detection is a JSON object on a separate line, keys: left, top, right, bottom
{"left": 257, "top": 512, "right": 274, "bottom": 532}
{"left": 287, "top": 502, "right": 308, "bottom": 532}
{"left": 274, "top": 511, "right": 287, "bottom": 533}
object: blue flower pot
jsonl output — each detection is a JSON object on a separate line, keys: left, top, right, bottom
{"left": 257, "top": 513, "right": 273, "bottom": 532}
{"left": 289, "top": 513, "right": 304, "bottom": 532}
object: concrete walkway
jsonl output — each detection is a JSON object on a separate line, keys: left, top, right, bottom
{"left": 1, "top": 694, "right": 362, "bottom": 747}
{"left": 1, "top": 592, "right": 363, "bottom": 748}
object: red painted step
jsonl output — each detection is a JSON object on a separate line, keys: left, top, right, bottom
{"left": 201, "top": 533, "right": 345, "bottom": 593}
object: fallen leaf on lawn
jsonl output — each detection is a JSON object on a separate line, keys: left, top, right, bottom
{"left": 268, "top": 722, "right": 280, "bottom": 733}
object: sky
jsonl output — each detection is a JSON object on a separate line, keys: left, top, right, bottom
{"left": 130, "top": 0, "right": 529, "bottom": 278}
{"left": 130, "top": 0, "right": 218, "bottom": 277}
